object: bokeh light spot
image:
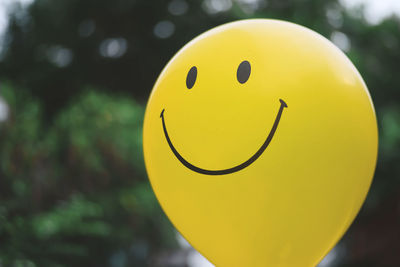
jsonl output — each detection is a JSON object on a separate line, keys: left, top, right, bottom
{"left": 99, "top": 38, "right": 128, "bottom": 58}
{"left": 168, "top": 0, "right": 189, "bottom": 16}
{"left": 153, "top": 21, "right": 175, "bottom": 39}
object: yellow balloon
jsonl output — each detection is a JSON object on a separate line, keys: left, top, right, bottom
{"left": 143, "top": 19, "right": 377, "bottom": 266}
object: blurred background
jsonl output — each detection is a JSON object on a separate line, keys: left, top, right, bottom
{"left": 0, "top": 0, "right": 399, "bottom": 266}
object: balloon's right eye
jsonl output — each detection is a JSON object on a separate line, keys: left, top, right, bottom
{"left": 237, "top": 60, "right": 251, "bottom": 84}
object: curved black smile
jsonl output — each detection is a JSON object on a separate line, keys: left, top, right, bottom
{"left": 160, "top": 99, "right": 288, "bottom": 175}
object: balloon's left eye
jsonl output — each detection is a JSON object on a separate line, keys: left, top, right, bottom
{"left": 237, "top": 60, "right": 251, "bottom": 84}
{"left": 186, "top": 66, "right": 197, "bottom": 89}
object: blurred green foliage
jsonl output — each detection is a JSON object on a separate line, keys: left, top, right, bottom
{"left": 0, "top": 84, "right": 176, "bottom": 266}
{"left": 0, "top": 0, "right": 399, "bottom": 266}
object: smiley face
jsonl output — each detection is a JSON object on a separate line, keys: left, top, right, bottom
{"left": 161, "top": 59, "right": 288, "bottom": 175}
{"left": 143, "top": 20, "right": 377, "bottom": 267}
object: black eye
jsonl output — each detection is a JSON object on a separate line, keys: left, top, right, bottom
{"left": 186, "top": 66, "right": 197, "bottom": 89}
{"left": 237, "top": 60, "right": 251, "bottom": 84}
